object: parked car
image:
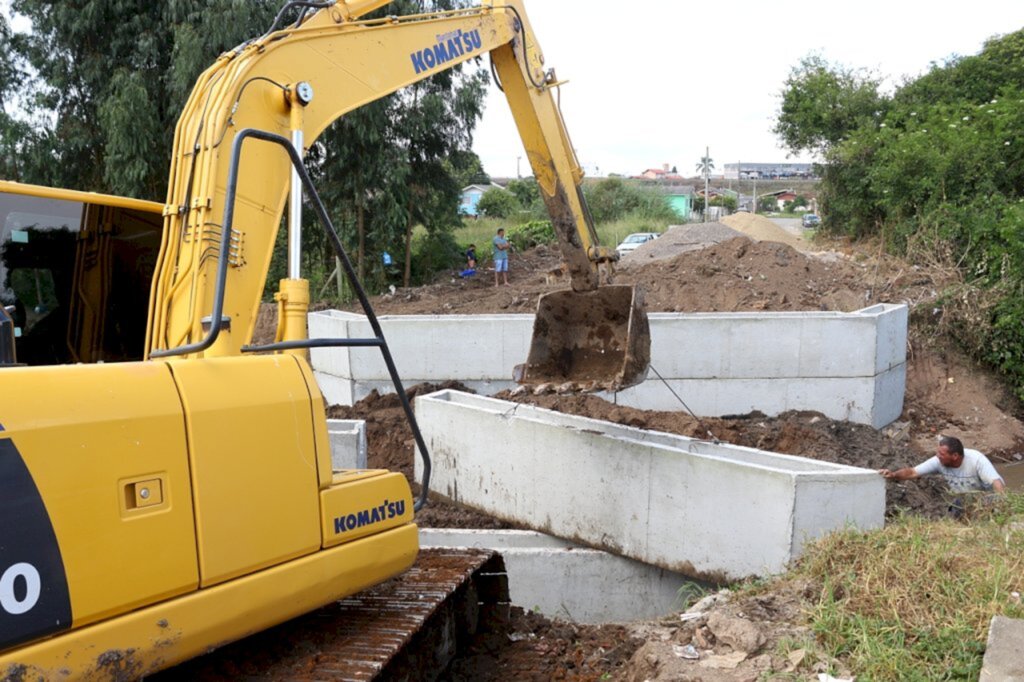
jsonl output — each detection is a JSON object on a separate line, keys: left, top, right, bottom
{"left": 801, "top": 213, "right": 821, "bottom": 228}
{"left": 616, "top": 232, "right": 658, "bottom": 256}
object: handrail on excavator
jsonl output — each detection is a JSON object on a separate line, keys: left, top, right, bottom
{"left": 151, "top": 127, "right": 433, "bottom": 510}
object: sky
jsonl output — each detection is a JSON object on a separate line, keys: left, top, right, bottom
{"left": 472, "top": 1, "right": 1024, "bottom": 179}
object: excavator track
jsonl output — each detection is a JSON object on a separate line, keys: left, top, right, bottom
{"left": 151, "top": 548, "right": 509, "bottom": 681}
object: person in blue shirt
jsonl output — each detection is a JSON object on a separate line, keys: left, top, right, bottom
{"left": 459, "top": 244, "right": 477, "bottom": 278}
{"left": 492, "top": 228, "right": 510, "bottom": 286}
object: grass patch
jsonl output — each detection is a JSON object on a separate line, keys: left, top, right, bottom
{"left": 596, "top": 217, "right": 672, "bottom": 248}
{"left": 453, "top": 215, "right": 676, "bottom": 256}
{"left": 777, "top": 496, "right": 1024, "bottom": 679}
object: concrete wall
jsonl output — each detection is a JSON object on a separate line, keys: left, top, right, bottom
{"left": 326, "top": 419, "right": 366, "bottom": 470}
{"left": 413, "top": 390, "right": 885, "bottom": 581}
{"left": 310, "top": 304, "right": 907, "bottom": 428}
{"left": 420, "top": 529, "right": 692, "bottom": 623}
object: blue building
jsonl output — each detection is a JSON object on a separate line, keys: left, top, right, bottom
{"left": 459, "top": 183, "right": 507, "bottom": 217}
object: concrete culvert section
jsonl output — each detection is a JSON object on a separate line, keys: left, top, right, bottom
{"left": 414, "top": 390, "right": 885, "bottom": 582}
{"left": 311, "top": 303, "right": 908, "bottom": 428}
{"left": 419, "top": 529, "right": 698, "bottom": 624}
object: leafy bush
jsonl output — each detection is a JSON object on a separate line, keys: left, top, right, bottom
{"left": 583, "top": 178, "right": 679, "bottom": 223}
{"left": 776, "top": 29, "right": 1024, "bottom": 397}
{"left": 711, "top": 195, "right": 739, "bottom": 211}
{"left": 507, "top": 220, "right": 554, "bottom": 251}
{"left": 476, "top": 187, "right": 519, "bottom": 218}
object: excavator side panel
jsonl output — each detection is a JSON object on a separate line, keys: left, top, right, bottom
{"left": 165, "top": 355, "right": 323, "bottom": 587}
{"left": 0, "top": 363, "right": 198, "bottom": 647}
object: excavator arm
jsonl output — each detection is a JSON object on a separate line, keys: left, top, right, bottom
{"left": 146, "top": 0, "right": 649, "bottom": 389}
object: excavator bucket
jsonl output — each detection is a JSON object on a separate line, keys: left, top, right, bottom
{"left": 515, "top": 285, "right": 650, "bottom": 392}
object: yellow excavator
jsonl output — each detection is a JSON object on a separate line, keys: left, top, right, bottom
{"left": 0, "top": 1, "right": 649, "bottom": 677}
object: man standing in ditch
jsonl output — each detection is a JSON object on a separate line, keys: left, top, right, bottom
{"left": 492, "top": 228, "right": 511, "bottom": 287}
{"left": 880, "top": 435, "right": 1006, "bottom": 514}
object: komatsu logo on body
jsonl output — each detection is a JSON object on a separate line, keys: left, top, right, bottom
{"left": 334, "top": 499, "right": 406, "bottom": 534}
{"left": 411, "top": 29, "right": 483, "bottom": 74}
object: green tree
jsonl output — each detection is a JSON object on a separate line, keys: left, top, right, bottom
{"left": 393, "top": 6, "right": 489, "bottom": 287}
{"left": 5, "top": 0, "right": 280, "bottom": 197}
{"left": 756, "top": 195, "right": 776, "bottom": 213}
{"left": 446, "top": 150, "right": 489, "bottom": 188}
{"left": 583, "top": 178, "right": 677, "bottom": 223}
{"left": 5, "top": 0, "right": 489, "bottom": 296}
{"left": 506, "top": 177, "right": 540, "bottom": 211}
{"left": 773, "top": 28, "right": 1024, "bottom": 397}
{"left": 476, "top": 186, "right": 519, "bottom": 218}
{"left": 774, "top": 55, "right": 885, "bottom": 156}
{"left": 710, "top": 195, "right": 738, "bottom": 211}
{"left": 0, "top": 15, "right": 35, "bottom": 181}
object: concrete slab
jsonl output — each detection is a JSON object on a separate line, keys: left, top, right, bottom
{"left": 414, "top": 390, "right": 885, "bottom": 582}
{"left": 419, "top": 529, "right": 694, "bottom": 623}
{"left": 310, "top": 305, "right": 908, "bottom": 427}
{"left": 981, "top": 616, "right": 1024, "bottom": 681}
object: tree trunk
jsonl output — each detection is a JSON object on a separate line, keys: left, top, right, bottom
{"left": 403, "top": 191, "right": 415, "bottom": 288}
{"left": 357, "top": 200, "right": 366, "bottom": 282}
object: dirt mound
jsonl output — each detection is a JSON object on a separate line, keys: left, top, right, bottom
{"left": 618, "top": 222, "right": 744, "bottom": 265}
{"left": 616, "top": 236, "right": 875, "bottom": 312}
{"left": 721, "top": 212, "right": 811, "bottom": 251}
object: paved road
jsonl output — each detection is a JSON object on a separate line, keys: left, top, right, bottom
{"left": 769, "top": 217, "right": 805, "bottom": 238}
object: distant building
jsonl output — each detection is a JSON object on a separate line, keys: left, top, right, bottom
{"left": 637, "top": 163, "right": 685, "bottom": 182}
{"left": 657, "top": 184, "right": 695, "bottom": 220}
{"left": 723, "top": 163, "right": 816, "bottom": 180}
{"left": 459, "top": 183, "right": 508, "bottom": 217}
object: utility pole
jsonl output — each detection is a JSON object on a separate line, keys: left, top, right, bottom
{"left": 517, "top": 156, "right": 521, "bottom": 179}
{"left": 753, "top": 173, "right": 757, "bottom": 215}
{"left": 704, "top": 145, "right": 710, "bottom": 222}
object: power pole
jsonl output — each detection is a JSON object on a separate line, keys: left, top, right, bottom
{"left": 704, "top": 145, "right": 710, "bottom": 222}
{"left": 753, "top": 173, "right": 757, "bottom": 215}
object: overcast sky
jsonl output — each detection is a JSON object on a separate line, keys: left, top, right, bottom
{"left": 474, "top": 1, "right": 1024, "bottom": 179}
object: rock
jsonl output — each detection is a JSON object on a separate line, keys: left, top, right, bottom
{"left": 981, "top": 615, "right": 1024, "bottom": 681}
{"left": 750, "top": 653, "right": 773, "bottom": 672}
{"left": 693, "top": 625, "right": 713, "bottom": 649}
{"left": 687, "top": 589, "right": 730, "bottom": 614}
{"left": 699, "top": 651, "right": 747, "bottom": 669}
{"left": 707, "top": 612, "right": 766, "bottom": 654}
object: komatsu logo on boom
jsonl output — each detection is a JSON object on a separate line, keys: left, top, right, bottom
{"left": 334, "top": 499, "right": 406, "bottom": 534}
{"left": 411, "top": 28, "right": 483, "bottom": 74}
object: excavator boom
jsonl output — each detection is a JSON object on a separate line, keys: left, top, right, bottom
{"left": 146, "top": 0, "right": 649, "bottom": 389}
